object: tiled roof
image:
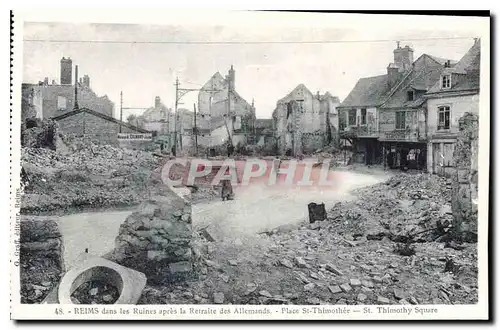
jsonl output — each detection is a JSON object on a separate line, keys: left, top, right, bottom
{"left": 338, "top": 74, "right": 390, "bottom": 108}
{"left": 426, "top": 39, "right": 481, "bottom": 95}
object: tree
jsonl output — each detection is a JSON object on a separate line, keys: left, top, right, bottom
{"left": 126, "top": 114, "right": 137, "bottom": 124}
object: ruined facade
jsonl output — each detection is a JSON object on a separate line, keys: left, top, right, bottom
{"left": 273, "top": 84, "right": 339, "bottom": 156}
{"left": 197, "top": 66, "right": 256, "bottom": 148}
{"left": 22, "top": 57, "right": 114, "bottom": 120}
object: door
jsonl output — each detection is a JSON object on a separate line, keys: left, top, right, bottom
{"left": 433, "top": 143, "right": 443, "bottom": 176}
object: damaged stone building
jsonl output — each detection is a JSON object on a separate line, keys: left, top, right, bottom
{"left": 196, "top": 65, "right": 256, "bottom": 148}
{"left": 273, "top": 84, "right": 340, "bottom": 156}
{"left": 21, "top": 57, "right": 114, "bottom": 121}
{"left": 338, "top": 42, "right": 462, "bottom": 168}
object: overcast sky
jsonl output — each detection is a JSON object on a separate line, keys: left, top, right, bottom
{"left": 23, "top": 20, "right": 479, "bottom": 118}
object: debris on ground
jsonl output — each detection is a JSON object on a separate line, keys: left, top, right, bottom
{"left": 71, "top": 280, "right": 120, "bottom": 304}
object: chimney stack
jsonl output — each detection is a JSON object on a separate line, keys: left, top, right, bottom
{"left": 83, "top": 75, "right": 90, "bottom": 88}
{"left": 155, "top": 96, "right": 161, "bottom": 109}
{"left": 60, "top": 57, "right": 73, "bottom": 85}
{"left": 393, "top": 43, "right": 414, "bottom": 72}
{"left": 228, "top": 65, "right": 235, "bottom": 91}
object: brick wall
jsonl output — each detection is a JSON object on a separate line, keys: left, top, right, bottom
{"left": 56, "top": 112, "right": 138, "bottom": 145}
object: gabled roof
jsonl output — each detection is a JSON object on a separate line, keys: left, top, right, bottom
{"left": 427, "top": 55, "right": 458, "bottom": 67}
{"left": 52, "top": 107, "right": 151, "bottom": 133}
{"left": 278, "top": 84, "right": 313, "bottom": 103}
{"left": 426, "top": 39, "right": 481, "bottom": 95}
{"left": 338, "top": 74, "right": 390, "bottom": 108}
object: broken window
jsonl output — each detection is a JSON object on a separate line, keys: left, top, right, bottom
{"left": 441, "top": 75, "right": 451, "bottom": 89}
{"left": 361, "top": 108, "right": 367, "bottom": 125}
{"left": 407, "top": 90, "right": 414, "bottom": 101}
{"left": 438, "top": 106, "right": 451, "bottom": 130}
{"left": 395, "top": 111, "right": 406, "bottom": 130}
{"left": 348, "top": 109, "right": 356, "bottom": 126}
{"left": 286, "top": 102, "right": 293, "bottom": 118}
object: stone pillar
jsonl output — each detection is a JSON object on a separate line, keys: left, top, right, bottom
{"left": 451, "top": 113, "right": 478, "bottom": 242}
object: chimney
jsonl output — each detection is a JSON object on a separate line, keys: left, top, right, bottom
{"left": 60, "top": 57, "right": 73, "bottom": 85}
{"left": 387, "top": 63, "right": 401, "bottom": 87}
{"left": 155, "top": 96, "right": 161, "bottom": 109}
{"left": 52, "top": 79, "right": 56, "bottom": 85}
{"left": 43, "top": 77, "right": 49, "bottom": 85}
{"left": 228, "top": 65, "right": 235, "bottom": 91}
{"left": 393, "top": 43, "right": 414, "bottom": 72}
{"left": 74, "top": 65, "right": 79, "bottom": 109}
{"left": 83, "top": 75, "right": 90, "bottom": 88}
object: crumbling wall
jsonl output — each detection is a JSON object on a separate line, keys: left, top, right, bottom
{"left": 20, "top": 216, "right": 65, "bottom": 303}
{"left": 302, "top": 132, "right": 325, "bottom": 154}
{"left": 107, "top": 183, "right": 194, "bottom": 285}
{"left": 451, "top": 112, "right": 478, "bottom": 242}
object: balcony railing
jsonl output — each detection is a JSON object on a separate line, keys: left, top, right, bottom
{"left": 339, "top": 125, "right": 378, "bottom": 138}
{"left": 379, "top": 128, "right": 426, "bottom": 141}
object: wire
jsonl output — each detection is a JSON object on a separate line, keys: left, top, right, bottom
{"left": 22, "top": 36, "right": 475, "bottom": 45}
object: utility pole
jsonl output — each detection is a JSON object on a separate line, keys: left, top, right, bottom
{"left": 193, "top": 103, "right": 198, "bottom": 155}
{"left": 119, "top": 91, "right": 123, "bottom": 133}
{"left": 174, "top": 77, "right": 179, "bottom": 155}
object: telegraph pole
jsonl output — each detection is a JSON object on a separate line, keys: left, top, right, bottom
{"left": 174, "top": 77, "right": 179, "bottom": 155}
{"left": 193, "top": 103, "right": 198, "bottom": 155}
{"left": 119, "top": 91, "right": 123, "bottom": 133}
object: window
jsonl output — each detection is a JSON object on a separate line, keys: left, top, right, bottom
{"left": 348, "top": 109, "right": 356, "bottom": 126}
{"left": 438, "top": 106, "right": 451, "bottom": 130}
{"left": 57, "top": 96, "right": 67, "bottom": 110}
{"left": 361, "top": 108, "right": 367, "bottom": 125}
{"left": 441, "top": 75, "right": 451, "bottom": 89}
{"left": 395, "top": 111, "right": 406, "bottom": 130}
{"left": 286, "top": 102, "right": 293, "bottom": 118}
{"left": 407, "top": 90, "right": 414, "bottom": 101}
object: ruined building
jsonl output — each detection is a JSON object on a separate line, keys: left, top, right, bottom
{"left": 273, "top": 84, "right": 340, "bottom": 156}
{"left": 22, "top": 57, "right": 114, "bottom": 120}
{"left": 196, "top": 65, "right": 256, "bottom": 148}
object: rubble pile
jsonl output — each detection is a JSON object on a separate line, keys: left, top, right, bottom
{"left": 20, "top": 216, "right": 64, "bottom": 303}
{"left": 325, "top": 173, "right": 454, "bottom": 243}
{"left": 21, "top": 118, "right": 66, "bottom": 150}
{"left": 107, "top": 191, "right": 194, "bottom": 285}
{"left": 71, "top": 280, "right": 120, "bottom": 304}
{"left": 21, "top": 143, "right": 162, "bottom": 214}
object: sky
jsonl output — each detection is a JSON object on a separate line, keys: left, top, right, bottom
{"left": 22, "top": 19, "right": 480, "bottom": 119}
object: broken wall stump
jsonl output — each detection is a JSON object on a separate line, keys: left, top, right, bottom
{"left": 107, "top": 188, "right": 194, "bottom": 285}
{"left": 308, "top": 202, "right": 327, "bottom": 223}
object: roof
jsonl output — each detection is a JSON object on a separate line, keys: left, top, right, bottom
{"left": 426, "top": 39, "right": 481, "bottom": 95}
{"left": 278, "top": 84, "right": 313, "bottom": 103}
{"left": 427, "top": 55, "right": 458, "bottom": 67}
{"left": 52, "top": 107, "right": 151, "bottom": 133}
{"left": 338, "top": 74, "right": 390, "bottom": 108}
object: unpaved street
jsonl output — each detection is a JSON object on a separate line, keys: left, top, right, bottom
{"left": 192, "top": 169, "right": 390, "bottom": 239}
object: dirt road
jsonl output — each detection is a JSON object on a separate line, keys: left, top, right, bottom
{"left": 192, "top": 169, "right": 390, "bottom": 239}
